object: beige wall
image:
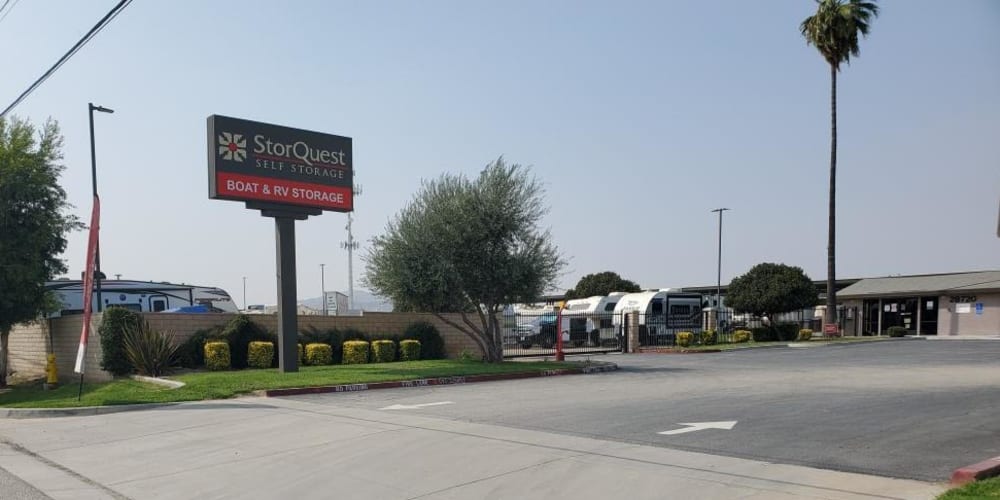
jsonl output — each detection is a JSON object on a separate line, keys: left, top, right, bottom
{"left": 937, "top": 293, "right": 1000, "bottom": 336}
{"left": 7, "top": 311, "right": 485, "bottom": 383}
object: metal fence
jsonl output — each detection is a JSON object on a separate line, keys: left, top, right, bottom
{"left": 635, "top": 309, "right": 833, "bottom": 348}
{"left": 501, "top": 312, "right": 623, "bottom": 358}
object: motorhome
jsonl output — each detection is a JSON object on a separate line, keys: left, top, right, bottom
{"left": 557, "top": 292, "right": 626, "bottom": 346}
{"left": 46, "top": 279, "right": 239, "bottom": 316}
{"left": 612, "top": 289, "right": 704, "bottom": 344}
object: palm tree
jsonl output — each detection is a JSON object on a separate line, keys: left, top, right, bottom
{"left": 800, "top": 0, "right": 879, "bottom": 328}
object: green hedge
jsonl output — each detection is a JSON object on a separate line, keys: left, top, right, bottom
{"left": 797, "top": 329, "right": 813, "bottom": 341}
{"left": 700, "top": 330, "right": 717, "bottom": 346}
{"left": 343, "top": 341, "right": 370, "bottom": 364}
{"left": 402, "top": 322, "right": 445, "bottom": 359}
{"left": 99, "top": 307, "right": 143, "bottom": 375}
{"left": 886, "top": 326, "right": 908, "bottom": 337}
{"left": 175, "top": 327, "right": 219, "bottom": 368}
{"left": 217, "top": 315, "right": 271, "bottom": 369}
{"left": 371, "top": 340, "right": 396, "bottom": 363}
{"left": 204, "top": 342, "right": 231, "bottom": 371}
{"left": 305, "top": 343, "right": 333, "bottom": 365}
{"left": 676, "top": 331, "right": 693, "bottom": 347}
{"left": 399, "top": 340, "right": 421, "bottom": 361}
{"left": 248, "top": 341, "right": 274, "bottom": 369}
{"left": 300, "top": 326, "right": 343, "bottom": 364}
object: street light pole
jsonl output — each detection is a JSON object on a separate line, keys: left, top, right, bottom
{"left": 320, "top": 263, "right": 326, "bottom": 315}
{"left": 710, "top": 208, "right": 730, "bottom": 310}
{"left": 242, "top": 276, "right": 247, "bottom": 311}
{"left": 88, "top": 103, "right": 113, "bottom": 312}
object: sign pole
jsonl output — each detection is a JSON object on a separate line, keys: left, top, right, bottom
{"left": 275, "top": 216, "right": 299, "bottom": 372}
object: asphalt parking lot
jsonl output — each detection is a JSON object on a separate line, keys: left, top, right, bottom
{"left": 290, "top": 339, "right": 1000, "bottom": 482}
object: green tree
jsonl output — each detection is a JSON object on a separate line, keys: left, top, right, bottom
{"left": 726, "top": 263, "right": 818, "bottom": 324}
{"left": 0, "top": 117, "right": 81, "bottom": 386}
{"left": 564, "top": 271, "right": 641, "bottom": 300}
{"left": 364, "top": 157, "right": 564, "bottom": 362}
{"left": 801, "top": 0, "right": 879, "bottom": 325}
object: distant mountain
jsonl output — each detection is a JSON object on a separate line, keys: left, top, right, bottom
{"left": 299, "top": 289, "right": 393, "bottom": 312}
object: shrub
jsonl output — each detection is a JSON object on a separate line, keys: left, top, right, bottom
{"left": 343, "top": 341, "right": 370, "bottom": 364}
{"left": 700, "top": 330, "right": 717, "bottom": 346}
{"left": 751, "top": 327, "right": 774, "bottom": 342}
{"left": 305, "top": 343, "right": 333, "bottom": 365}
{"left": 733, "top": 330, "right": 751, "bottom": 343}
{"left": 886, "top": 326, "right": 908, "bottom": 338}
{"left": 248, "top": 341, "right": 274, "bottom": 369}
{"left": 797, "top": 329, "right": 813, "bottom": 341}
{"left": 371, "top": 340, "right": 396, "bottom": 363}
{"left": 676, "top": 331, "right": 693, "bottom": 347}
{"left": 402, "top": 322, "right": 445, "bottom": 360}
{"left": 204, "top": 342, "right": 231, "bottom": 371}
{"left": 774, "top": 323, "right": 800, "bottom": 342}
{"left": 175, "top": 327, "right": 219, "bottom": 368}
{"left": 399, "top": 340, "right": 421, "bottom": 361}
{"left": 301, "top": 326, "right": 343, "bottom": 363}
{"left": 99, "top": 307, "right": 143, "bottom": 376}
{"left": 122, "top": 320, "right": 178, "bottom": 377}
{"left": 217, "top": 315, "right": 270, "bottom": 369}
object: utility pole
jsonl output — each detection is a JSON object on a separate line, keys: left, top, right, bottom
{"left": 341, "top": 184, "right": 362, "bottom": 311}
{"left": 242, "top": 276, "right": 247, "bottom": 311}
{"left": 710, "top": 208, "right": 731, "bottom": 310}
{"left": 320, "top": 263, "right": 326, "bottom": 315}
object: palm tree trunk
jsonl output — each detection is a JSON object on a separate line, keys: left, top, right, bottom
{"left": 826, "top": 64, "right": 838, "bottom": 328}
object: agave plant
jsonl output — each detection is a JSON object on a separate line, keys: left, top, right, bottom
{"left": 122, "top": 321, "right": 179, "bottom": 377}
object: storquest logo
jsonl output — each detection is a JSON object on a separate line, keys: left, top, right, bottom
{"left": 218, "top": 132, "right": 247, "bottom": 162}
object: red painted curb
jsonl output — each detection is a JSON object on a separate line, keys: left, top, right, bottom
{"left": 951, "top": 456, "right": 1000, "bottom": 485}
{"left": 262, "top": 365, "right": 616, "bottom": 398}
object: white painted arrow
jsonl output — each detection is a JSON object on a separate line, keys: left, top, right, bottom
{"left": 379, "top": 401, "right": 455, "bottom": 411}
{"left": 658, "top": 421, "right": 737, "bottom": 436}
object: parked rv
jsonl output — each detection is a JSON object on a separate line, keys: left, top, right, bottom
{"left": 557, "top": 292, "right": 626, "bottom": 347}
{"left": 612, "top": 289, "right": 704, "bottom": 344}
{"left": 45, "top": 279, "right": 239, "bottom": 316}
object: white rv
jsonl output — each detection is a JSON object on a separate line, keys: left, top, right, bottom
{"left": 46, "top": 279, "right": 239, "bottom": 316}
{"left": 558, "top": 292, "right": 626, "bottom": 346}
{"left": 612, "top": 289, "right": 704, "bottom": 344}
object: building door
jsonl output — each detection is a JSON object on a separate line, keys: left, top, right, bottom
{"left": 899, "top": 298, "right": 918, "bottom": 332}
{"left": 919, "top": 297, "right": 938, "bottom": 335}
{"left": 149, "top": 295, "right": 168, "bottom": 312}
{"left": 863, "top": 300, "right": 880, "bottom": 335}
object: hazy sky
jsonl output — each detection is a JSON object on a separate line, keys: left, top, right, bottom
{"left": 2, "top": 1, "right": 997, "bottom": 307}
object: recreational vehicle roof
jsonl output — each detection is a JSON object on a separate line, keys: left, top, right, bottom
{"left": 562, "top": 293, "right": 626, "bottom": 314}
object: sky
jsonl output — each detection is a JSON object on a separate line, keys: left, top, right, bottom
{"left": 1, "top": 0, "right": 997, "bottom": 308}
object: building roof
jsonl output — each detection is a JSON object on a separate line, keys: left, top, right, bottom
{"left": 837, "top": 270, "right": 1000, "bottom": 298}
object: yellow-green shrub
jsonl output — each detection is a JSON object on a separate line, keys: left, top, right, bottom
{"left": 733, "top": 330, "right": 751, "bottom": 343}
{"left": 371, "top": 340, "right": 396, "bottom": 363}
{"left": 304, "top": 343, "right": 333, "bottom": 366}
{"left": 247, "top": 341, "right": 274, "bottom": 369}
{"left": 204, "top": 342, "right": 230, "bottom": 371}
{"left": 676, "top": 331, "right": 693, "bottom": 347}
{"left": 797, "top": 329, "right": 814, "bottom": 341}
{"left": 700, "top": 330, "right": 717, "bottom": 345}
{"left": 399, "top": 340, "right": 421, "bottom": 361}
{"left": 343, "top": 341, "right": 370, "bottom": 364}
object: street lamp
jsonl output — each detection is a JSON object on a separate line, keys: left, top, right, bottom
{"left": 320, "top": 263, "right": 326, "bottom": 315}
{"left": 710, "top": 208, "right": 731, "bottom": 311}
{"left": 242, "top": 276, "right": 247, "bottom": 311}
{"left": 89, "top": 103, "right": 113, "bottom": 312}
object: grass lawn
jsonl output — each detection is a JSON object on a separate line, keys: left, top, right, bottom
{"left": 938, "top": 477, "right": 1000, "bottom": 499}
{"left": 0, "top": 359, "right": 573, "bottom": 409}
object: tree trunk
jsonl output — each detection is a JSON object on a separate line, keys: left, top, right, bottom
{"left": 826, "top": 65, "right": 838, "bottom": 327}
{"left": 0, "top": 328, "right": 9, "bottom": 387}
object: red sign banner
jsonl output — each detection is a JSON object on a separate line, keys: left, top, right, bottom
{"left": 215, "top": 172, "right": 353, "bottom": 211}
{"left": 75, "top": 196, "right": 100, "bottom": 374}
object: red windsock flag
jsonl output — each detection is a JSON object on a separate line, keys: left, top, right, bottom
{"left": 75, "top": 196, "right": 101, "bottom": 374}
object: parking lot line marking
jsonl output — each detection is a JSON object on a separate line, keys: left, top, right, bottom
{"left": 379, "top": 401, "right": 455, "bottom": 411}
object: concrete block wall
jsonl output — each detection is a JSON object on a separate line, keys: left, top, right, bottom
{"left": 7, "top": 320, "right": 49, "bottom": 382}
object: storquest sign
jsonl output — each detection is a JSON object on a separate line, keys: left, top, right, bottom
{"left": 207, "top": 115, "right": 355, "bottom": 373}
{"left": 208, "top": 115, "right": 353, "bottom": 211}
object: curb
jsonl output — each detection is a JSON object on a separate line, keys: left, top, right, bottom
{"left": 951, "top": 455, "right": 1000, "bottom": 485}
{"left": 130, "top": 374, "right": 186, "bottom": 389}
{"left": 261, "top": 362, "right": 619, "bottom": 398}
{"left": 0, "top": 402, "right": 179, "bottom": 419}
{"left": 638, "top": 348, "right": 722, "bottom": 354}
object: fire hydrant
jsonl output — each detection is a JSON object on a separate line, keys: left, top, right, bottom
{"left": 44, "top": 353, "right": 59, "bottom": 389}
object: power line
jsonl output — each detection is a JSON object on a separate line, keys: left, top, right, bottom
{"left": 0, "top": 0, "right": 22, "bottom": 26}
{"left": 0, "top": 0, "right": 133, "bottom": 119}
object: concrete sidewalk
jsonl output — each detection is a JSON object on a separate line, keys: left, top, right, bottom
{"left": 0, "top": 397, "right": 945, "bottom": 500}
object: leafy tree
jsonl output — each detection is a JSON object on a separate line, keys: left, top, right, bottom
{"left": 726, "top": 263, "right": 818, "bottom": 326}
{"left": 564, "top": 271, "right": 641, "bottom": 300}
{"left": 364, "top": 157, "right": 564, "bottom": 362}
{"left": 0, "top": 117, "right": 81, "bottom": 386}
{"left": 800, "top": 0, "right": 879, "bottom": 325}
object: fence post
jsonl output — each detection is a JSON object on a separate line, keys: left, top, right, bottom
{"left": 627, "top": 311, "right": 640, "bottom": 353}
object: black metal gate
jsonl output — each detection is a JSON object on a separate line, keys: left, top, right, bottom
{"left": 502, "top": 312, "right": 623, "bottom": 358}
